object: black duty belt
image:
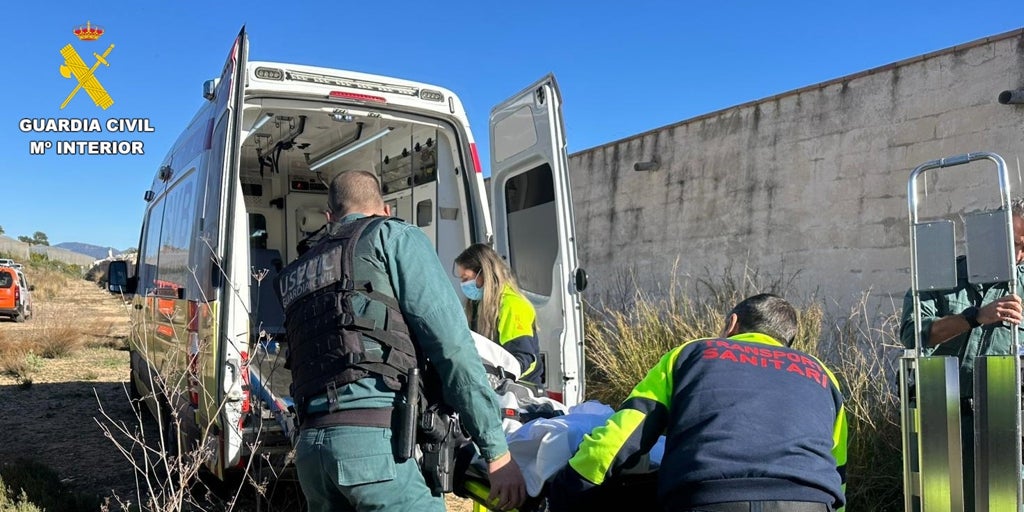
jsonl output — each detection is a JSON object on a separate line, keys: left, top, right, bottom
{"left": 681, "top": 501, "right": 831, "bottom": 512}
{"left": 300, "top": 407, "right": 393, "bottom": 430}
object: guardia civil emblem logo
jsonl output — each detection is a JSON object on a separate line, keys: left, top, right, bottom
{"left": 59, "top": 21, "right": 115, "bottom": 110}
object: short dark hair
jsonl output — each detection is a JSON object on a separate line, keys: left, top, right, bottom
{"left": 328, "top": 170, "right": 383, "bottom": 216}
{"left": 729, "top": 293, "right": 798, "bottom": 346}
{"left": 1012, "top": 196, "right": 1024, "bottom": 219}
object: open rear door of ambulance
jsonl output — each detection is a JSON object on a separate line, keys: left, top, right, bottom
{"left": 489, "top": 75, "right": 586, "bottom": 406}
{"left": 202, "top": 27, "right": 250, "bottom": 479}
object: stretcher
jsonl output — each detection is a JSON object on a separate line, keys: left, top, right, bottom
{"left": 453, "top": 437, "right": 660, "bottom": 512}
{"left": 450, "top": 393, "right": 664, "bottom": 512}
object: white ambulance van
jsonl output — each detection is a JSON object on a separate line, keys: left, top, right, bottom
{"left": 109, "top": 28, "right": 587, "bottom": 480}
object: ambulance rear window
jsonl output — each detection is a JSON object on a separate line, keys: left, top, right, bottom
{"left": 0, "top": 273, "right": 12, "bottom": 288}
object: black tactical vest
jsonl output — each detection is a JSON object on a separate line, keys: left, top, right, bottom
{"left": 277, "top": 216, "right": 419, "bottom": 413}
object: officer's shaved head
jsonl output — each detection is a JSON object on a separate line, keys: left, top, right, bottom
{"left": 328, "top": 170, "right": 385, "bottom": 217}
{"left": 728, "top": 293, "right": 798, "bottom": 346}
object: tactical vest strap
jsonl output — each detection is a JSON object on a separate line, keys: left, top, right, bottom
{"left": 367, "top": 328, "right": 417, "bottom": 361}
{"left": 357, "top": 282, "right": 402, "bottom": 310}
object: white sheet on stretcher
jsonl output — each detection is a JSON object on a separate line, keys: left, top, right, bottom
{"left": 504, "top": 401, "right": 666, "bottom": 497}
{"left": 471, "top": 330, "right": 522, "bottom": 379}
{"left": 469, "top": 332, "right": 663, "bottom": 497}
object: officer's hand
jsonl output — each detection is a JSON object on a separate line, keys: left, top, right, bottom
{"left": 979, "top": 294, "right": 1024, "bottom": 325}
{"left": 486, "top": 451, "right": 526, "bottom": 511}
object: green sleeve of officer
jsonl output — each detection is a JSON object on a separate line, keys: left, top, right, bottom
{"left": 900, "top": 287, "right": 942, "bottom": 352}
{"left": 380, "top": 221, "right": 509, "bottom": 461}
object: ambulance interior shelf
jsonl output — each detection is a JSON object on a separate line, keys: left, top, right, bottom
{"left": 244, "top": 108, "right": 440, "bottom": 198}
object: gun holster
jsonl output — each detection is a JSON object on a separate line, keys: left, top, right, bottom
{"left": 418, "top": 404, "right": 467, "bottom": 495}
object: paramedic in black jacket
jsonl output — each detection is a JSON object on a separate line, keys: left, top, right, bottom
{"left": 548, "top": 293, "right": 848, "bottom": 512}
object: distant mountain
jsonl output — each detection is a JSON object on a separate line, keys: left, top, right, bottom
{"left": 54, "top": 242, "right": 124, "bottom": 260}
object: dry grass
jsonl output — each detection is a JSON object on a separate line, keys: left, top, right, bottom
{"left": 586, "top": 262, "right": 820, "bottom": 405}
{"left": 7, "top": 312, "right": 118, "bottom": 360}
{"left": 825, "top": 298, "right": 904, "bottom": 510}
{"left": 584, "top": 272, "right": 903, "bottom": 512}
{"left": 0, "top": 273, "right": 129, "bottom": 387}
{"left": 0, "top": 334, "right": 39, "bottom": 387}
{"left": 4, "top": 312, "right": 122, "bottom": 358}
{"left": 28, "top": 268, "right": 69, "bottom": 301}
{"left": 24, "top": 314, "right": 87, "bottom": 359}
{"left": 0, "top": 474, "right": 44, "bottom": 512}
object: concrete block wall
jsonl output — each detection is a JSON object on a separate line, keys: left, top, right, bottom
{"left": 568, "top": 29, "right": 1024, "bottom": 312}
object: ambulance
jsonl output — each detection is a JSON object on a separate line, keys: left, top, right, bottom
{"left": 108, "top": 27, "right": 587, "bottom": 480}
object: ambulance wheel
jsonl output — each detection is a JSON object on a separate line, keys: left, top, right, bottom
{"left": 13, "top": 306, "right": 25, "bottom": 323}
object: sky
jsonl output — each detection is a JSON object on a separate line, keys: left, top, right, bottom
{"left": 2, "top": 1, "right": 1022, "bottom": 250}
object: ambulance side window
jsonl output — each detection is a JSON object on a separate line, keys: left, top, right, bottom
{"left": 156, "top": 171, "right": 199, "bottom": 294}
{"left": 504, "top": 164, "right": 556, "bottom": 296}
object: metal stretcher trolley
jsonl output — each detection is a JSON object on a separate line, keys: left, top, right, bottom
{"left": 901, "top": 152, "right": 1022, "bottom": 511}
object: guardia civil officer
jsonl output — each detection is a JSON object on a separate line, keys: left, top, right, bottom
{"left": 278, "top": 170, "right": 526, "bottom": 512}
{"left": 548, "top": 293, "right": 848, "bottom": 512}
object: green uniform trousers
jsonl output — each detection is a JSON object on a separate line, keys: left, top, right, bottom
{"left": 295, "top": 425, "right": 444, "bottom": 512}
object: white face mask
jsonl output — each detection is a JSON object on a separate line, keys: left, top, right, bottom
{"left": 460, "top": 279, "right": 483, "bottom": 301}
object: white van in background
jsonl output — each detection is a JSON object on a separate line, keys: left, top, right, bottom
{"left": 109, "top": 27, "right": 587, "bottom": 481}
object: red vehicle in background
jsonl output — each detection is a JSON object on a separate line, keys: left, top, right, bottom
{"left": 0, "top": 266, "right": 33, "bottom": 322}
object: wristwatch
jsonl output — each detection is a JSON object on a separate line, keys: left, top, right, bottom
{"left": 962, "top": 306, "right": 981, "bottom": 328}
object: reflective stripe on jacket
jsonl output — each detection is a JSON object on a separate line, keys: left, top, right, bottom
{"left": 496, "top": 284, "right": 543, "bottom": 384}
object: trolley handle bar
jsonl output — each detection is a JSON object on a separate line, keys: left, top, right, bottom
{"left": 906, "top": 151, "right": 1013, "bottom": 359}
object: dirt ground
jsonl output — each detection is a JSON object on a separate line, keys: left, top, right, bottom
{"left": 0, "top": 278, "right": 138, "bottom": 503}
{"left": 0, "top": 276, "right": 476, "bottom": 511}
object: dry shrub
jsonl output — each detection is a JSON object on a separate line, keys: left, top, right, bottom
{"left": 21, "top": 313, "right": 87, "bottom": 359}
{"left": 0, "top": 475, "right": 43, "bottom": 512}
{"left": 0, "top": 349, "right": 29, "bottom": 380}
{"left": 586, "top": 262, "right": 811, "bottom": 405}
{"left": 0, "top": 331, "right": 23, "bottom": 375}
{"left": 584, "top": 289, "right": 721, "bottom": 405}
{"left": 24, "top": 267, "right": 68, "bottom": 301}
{"left": 584, "top": 272, "right": 903, "bottom": 512}
{"left": 584, "top": 290, "right": 825, "bottom": 405}
{"left": 0, "top": 345, "right": 29, "bottom": 382}
{"left": 826, "top": 298, "right": 903, "bottom": 511}
{"left": 0, "top": 338, "right": 41, "bottom": 388}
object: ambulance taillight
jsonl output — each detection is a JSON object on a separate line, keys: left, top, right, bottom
{"left": 329, "top": 91, "right": 387, "bottom": 104}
